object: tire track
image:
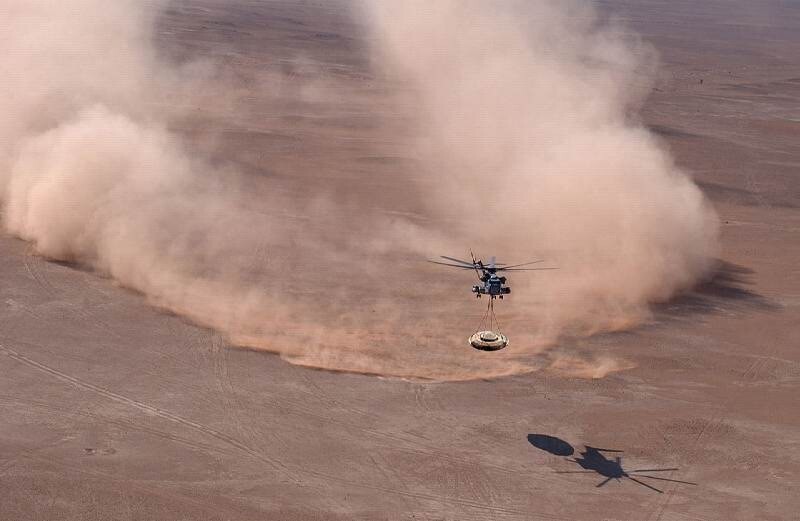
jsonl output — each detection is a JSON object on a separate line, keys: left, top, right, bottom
{"left": 741, "top": 356, "right": 771, "bottom": 383}
{"left": 268, "top": 372, "right": 528, "bottom": 479}
{"left": 210, "top": 333, "right": 292, "bottom": 459}
{"left": 0, "top": 433, "right": 75, "bottom": 476}
{"left": 298, "top": 466, "right": 562, "bottom": 520}
{"left": 647, "top": 412, "right": 724, "bottom": 521}
{"left": 648, "top": 351, "right": 771, "bottom": 520}
{"left": 20, "top": 252, "right": 129, "bottom": 346}
{"left": 0, "top": 343, "right": 297, "bottom": 483}
{"left": 12, "top": 452, "right": 234, "bottom": 520}
{"left": 300, "top": 373, "right": 388, "bottom": 423}
{"left": 2, "top": 344, "right": 559, "bottom": 517}
{"left": 22, "top": 250, "right": 57, "bottom": 297}
{"left": 261, "top": 385, "right": 524, "bottom": 480}
{"left": 0, "top": 394, "right": 238, "bottom": 462}
{"left": 295, "top": 376, "right": 527, "bottom": 513}
{"left": 210, "top": 332, "right": 250, "bottom": 441}
{"left": 299, "top": 372, "right": 433, "bottom": 443}
{"left": 414, "top": 384, "right": 426, "bottom": 411}
{"left": 743, "top": 170, "right": 772, "bottom": 209}
{"left": 367, "top": 452, "right": 418, "bottom": 513}
{"left": 412, "top": 383, "right": 442, "bottom": 418}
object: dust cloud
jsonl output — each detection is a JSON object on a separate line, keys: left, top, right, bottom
{"left": 361, "top": 0, "right": 719, "bottom": 341}
{"left": 0, "top": 0, "right": 718, "bottom": 381}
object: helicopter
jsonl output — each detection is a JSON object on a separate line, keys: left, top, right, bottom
{"left": 428, "top": 251, "right": 557, "bottom": 299}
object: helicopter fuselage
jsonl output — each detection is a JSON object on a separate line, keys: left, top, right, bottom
{"left": 428, "top": 253, "right": 554, "bottom": 299}
{"left": 472, "top": 271, "right": 511, "bottom": 299}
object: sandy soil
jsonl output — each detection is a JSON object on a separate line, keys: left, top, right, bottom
{"left": 2, "top": 1, "right": 799, "bottom": 519}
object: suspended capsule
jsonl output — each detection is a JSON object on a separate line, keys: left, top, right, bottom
{"left": 469, "top": 330, "right": 508, "bottom": 351}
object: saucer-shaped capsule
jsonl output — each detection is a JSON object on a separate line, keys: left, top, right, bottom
{"left": 468, "top": 330, "right": 508, "bottom": 351}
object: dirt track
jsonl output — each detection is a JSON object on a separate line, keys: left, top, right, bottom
{"left": 2, "top": 1, "right": 799, "bottom": 519}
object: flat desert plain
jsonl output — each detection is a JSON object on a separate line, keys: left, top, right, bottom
{"left": 1, "top": 1, "right": 799, "bottom": 520}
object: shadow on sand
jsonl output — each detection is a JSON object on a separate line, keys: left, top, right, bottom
{"left": 50, "top": 259, "right": 96, "bottom": 274}
{"left": 654, "top": 259, "right": 779, "bottom": 321}
{"left": 527, "top": 434, "right": 697, "bottom": 493}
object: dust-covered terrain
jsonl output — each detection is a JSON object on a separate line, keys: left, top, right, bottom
{"left": 1, "top": 1, "right": 799, "bottom": 519}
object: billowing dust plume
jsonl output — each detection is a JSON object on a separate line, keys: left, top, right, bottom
{"left": 362, "top": 0, "right": 719, "bottom": 338}
{"left": 0, "top": 0, "right": 718, "bottom": 381}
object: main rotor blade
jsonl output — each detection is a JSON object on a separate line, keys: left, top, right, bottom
{"left": 497, "top": 267, "right": 559, "bottom": 271}
{"left": 629, "top": 468, "right": 680, "bottom": 473}
{"left": 499, "top": 260, "right": 545, "bottom": 269}
{"left": 440, "top": 255, "right": 476, "bottom": 266}
{"left": 427, "top": 260, "right": 476, "bottom": 269}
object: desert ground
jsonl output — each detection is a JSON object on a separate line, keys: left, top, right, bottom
{"left": 2, "top": 1, "right": 799, "bottom": 520}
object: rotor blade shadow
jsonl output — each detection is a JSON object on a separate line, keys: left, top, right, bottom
{"left": 528, "top": 433, "right": 698, "bottom": 494}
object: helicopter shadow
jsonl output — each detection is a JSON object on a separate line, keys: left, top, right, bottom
{"left": 527, "top": 434, "right": 698, "bottom": 494}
